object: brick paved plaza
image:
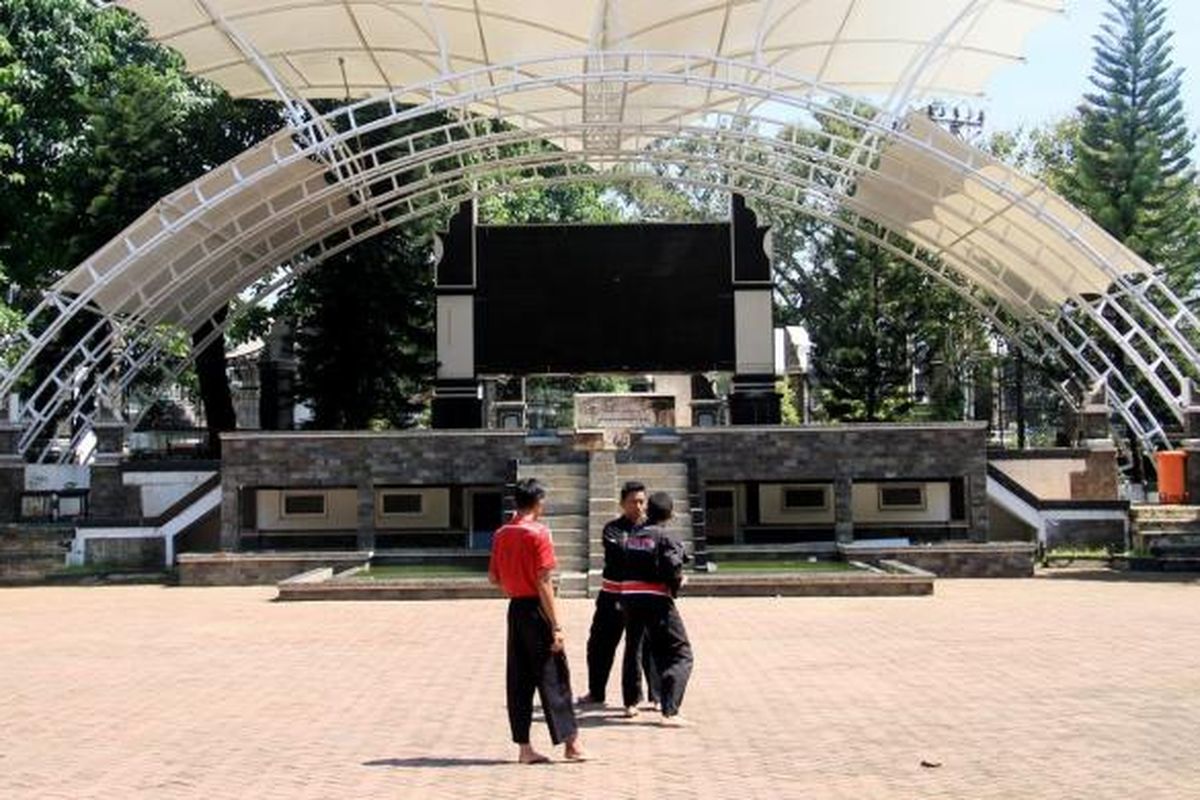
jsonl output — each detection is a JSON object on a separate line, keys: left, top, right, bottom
{"left": 3, "top": 575, "right": 1199, "bottom": 799}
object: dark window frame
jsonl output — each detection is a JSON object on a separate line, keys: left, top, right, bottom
{"left": 877, "top": 484, "right": 927, "bottom": 511}
{"left": 379, "top": 491, "right": 426, "bottom": 517}
{"left": 281, "top": 492, "right": 327, "bottom": 518}
{"left": 781, "top": 485, "right": 829, "bottom": 511}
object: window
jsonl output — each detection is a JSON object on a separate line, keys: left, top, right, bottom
{"left": 782, "top": 486, "right": 828, "bottom": 510}
{"left": 878, "top": 485, "right": 926, "bottom": 511}
{"left": 281, "top": 492, "right": 326, "bottom": 517}
{"left": 381, "top": 492, "right": 424, "bottom": 515}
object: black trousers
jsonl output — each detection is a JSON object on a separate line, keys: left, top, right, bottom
{"left": 623, "top": 595, "right": 693, "bottom": 717}
{"left": 506, "top": 598, "right": 578, "bottom": 745}
{"left": 621, "top": 617, "right": 662, "bottom": 708}
{"left": 586, "top": 591, "right": 661, "bottom": 704}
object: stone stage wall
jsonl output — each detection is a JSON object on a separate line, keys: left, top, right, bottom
{"left": 220, "top": 423, "right": 989, "bottom": 550}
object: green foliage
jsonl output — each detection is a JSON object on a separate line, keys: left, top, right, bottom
{"left": 777, "top": 378, "right": 802, "bottom": 425}
{"left": 0, "top": 0, "right": 284, "bottom": 445}
{"left": 283, "top": 227, "right": 437, "bottom": 430}
{"left": 986, "top": 117, "right": 1080, "bottom": 196}
{"left": 1067, "top": 0, "right": 1200, "bottom": 289}
{"left": 799, "top": 223, "right": 921, "bottom": 421}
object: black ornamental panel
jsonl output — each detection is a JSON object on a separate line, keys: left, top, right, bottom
{"left": 473, "top": 222, "right": 736, "bottom": 374}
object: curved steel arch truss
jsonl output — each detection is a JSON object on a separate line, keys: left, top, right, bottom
{"left": 2, "top": 53, "right": 1195, "bottom": 461}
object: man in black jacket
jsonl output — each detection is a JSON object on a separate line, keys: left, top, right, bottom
{"left": 577, "top": 481, "right": 659, "bottom": 712}
{"left": 621, "top": 491, "right": 694, "bottom": 726}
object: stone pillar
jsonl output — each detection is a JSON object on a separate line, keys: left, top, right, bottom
{"left": 258, "top": 319, "right": 297, "bottom": 430}
{"left": 88, "top": 421, "right": 130, "bottom": 520}
{"left": 1181, "top": 391, "right": 1200, "bottom": 504}
{"left": 1077, "top": 388, "right": 1112, "bottom": 444}
{"left": 833, "top": 476, "right": 853, "bottom": 543}
{"left": 967, "top": 473, "right": 989, "bottom": 542}
{"left": 432, "top": 199, "right": 483, "bottom": 430}
{"left": 0, "top": 421, "right": 25, "bottom": 522}
{"left": 356, "top": 481, "right": 376, "bottom": 551}
{"left": 431, "top": 380, "right": 484, "bottom": 428}
{"left": 219, "top": 478, "right": 241, "bottom": 551}
{"left": 729, "top": 195, "right": 781, "bottom": 425}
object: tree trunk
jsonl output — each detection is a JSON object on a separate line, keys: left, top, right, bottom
{"left": 193, "top": 306, "right": 237, "bottom": 456}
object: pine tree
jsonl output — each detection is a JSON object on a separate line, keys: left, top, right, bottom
{"left": 1069, "top": 0, "right": 1200, "bottom": 289}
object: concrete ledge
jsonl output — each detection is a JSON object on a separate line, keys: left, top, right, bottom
{"left": 279, "top": 567, "right": 334, "bottom": 585}
{"left": 1112, "top": 555, "right": 1200, "bottom": 573}
{"left": 683, "top": 570, "right": 933, "bottom": 597}
{"left": 274, "top": 565, "right": 934, "bottom": 601}
{"left": 277, "top": 576, "right": 499, "bottom": 602}
{"left": 840, "top": 541, "right": 1035, "bottom": 578}
{"left": 178, "top": 551, "right": 371, "bottom": 586}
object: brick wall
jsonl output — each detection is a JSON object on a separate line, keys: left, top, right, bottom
{"left": 221, "top": 423, "right": 989, "bottom": 548}
{"left": 843, "top": 542, "right": 1035, "bottom": 578}
{"left": 85, "top": 537, "right": 165, "bottom": 570}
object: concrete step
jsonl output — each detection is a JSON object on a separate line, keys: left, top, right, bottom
{"left": 541, "top": 495, "right": 589, "bottom": 512}
{"left": 617, "top": 462, "right": 689, "bottom": 477}
{"left": 552, "top": 541, "right": 589, "bottom": 557}
{"left": 529, "top": 485, "right": 590, "bottom": 499}
{"left": 556, "top": 571, "right": 589, "bottom": 598}
{"left": 0, "top": 553, "right": 68, "bottom": 583}
{"left": 1130, "top": 505, "right": 1200, "bottom": 522}
{"left": 542, "top": 514, "right": 588, "bottom": 531}
{"left": 518, "top": 465, "right": 588, "bottom": 479}
{"left": 0, "top": 530, "right": 74, "bottom": 555}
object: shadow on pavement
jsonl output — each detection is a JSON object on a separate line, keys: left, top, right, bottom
{"left": 363, "top": 757, "right": 510, "bottom": 769}
{"left": 1038, "top": 568, "right": 1200, "bottom": 583}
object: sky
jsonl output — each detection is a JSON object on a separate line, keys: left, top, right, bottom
{"left": 981, "top": 0, "right": 1200, "bottom": 135}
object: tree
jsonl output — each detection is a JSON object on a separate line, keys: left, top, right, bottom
{"left": 1068, "top": 0, "right": 1200, "bottom": 289}
{"left": 793, "top": 223, "right": 920, "bottom": 421}
{"left": 765, "top": 106, "right": 996, "bottom": 424}
{"left": 285, "top": 231, "right": 437, "bottom": 430}
{"left": 0, "top": 0, "right": 283, "bottom": 454}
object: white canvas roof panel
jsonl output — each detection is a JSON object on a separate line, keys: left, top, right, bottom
{"left": 53, "top": 132, "right": 354, "bottom": 325}
{"left": 852, "top": 113, "right": 1152, "bottom": 310}
{"left": 114, "top": 1, "right": 1065, "bottom": 117}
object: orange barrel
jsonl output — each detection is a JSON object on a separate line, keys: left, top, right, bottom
{"left": 1155, "top": 450, "right": 1188, "bottom": 504}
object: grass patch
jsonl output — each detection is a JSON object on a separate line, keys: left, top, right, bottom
{"left": 713, "top": 559, "right": 857, "bottom": 573}
{"left": 1042, "top": 547, "right": 1115, "bottom": 562}
{"left": 358, "top": 563, "right": 488, "bottom": 580}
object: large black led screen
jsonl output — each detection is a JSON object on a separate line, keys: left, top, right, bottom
{"left": 474, "top": 223, "right": 735, "bottom": 374}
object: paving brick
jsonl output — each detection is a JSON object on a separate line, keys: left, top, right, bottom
{"left": 1, "top": 576, "right": 1198, "bottom": 799}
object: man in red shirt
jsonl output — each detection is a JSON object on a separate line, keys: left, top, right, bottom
{"left": 489, "top": 478, "right": 587, "bottom": 764}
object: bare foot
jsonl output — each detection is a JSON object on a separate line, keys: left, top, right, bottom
{"left": 623, "top": 705, "right": 640, "bottom": 718}
{"left": 563, "top": 735, "right": 590, "bottom": 762}
{"left": 659, "top": 714, "right": 690, "bottom": 728}
{"left": 518, "top": 745, "right": 551, "bottom": 764}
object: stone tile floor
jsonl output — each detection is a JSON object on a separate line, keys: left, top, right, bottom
{"left": 2, "top": 572, "right": 1198, "bottom": 799}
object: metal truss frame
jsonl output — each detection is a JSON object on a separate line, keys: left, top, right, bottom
{"left": 1, "top": 52, "right": 1193, "bottom": 460}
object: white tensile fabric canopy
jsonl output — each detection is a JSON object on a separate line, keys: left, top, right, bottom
{"left": 12, "top": 0, "right": 1200, "bottom": 459}
{"left": 851, "top": 113, "right": 1153, "bottom": 309}
{"left": 114, "top": 0, "right": 1063, "bottom": 105}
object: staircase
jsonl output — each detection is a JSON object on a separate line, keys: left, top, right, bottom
{"left": 518, "top": 461, "right": 589, "bottom": 598}
{"left": 615, "top": 461, "right": 693, "bottom": 547}
{"left": 1130, "top": 505, "right": 1200, "bottom": 557}
{"left": 586, "top": 459, "right": 693, "bottom": 596}
{"left": 1, "top": 524, "right": 71, "bottom": 584}
{"left": 520, "top": 458, "right": 695, "bottom": 598}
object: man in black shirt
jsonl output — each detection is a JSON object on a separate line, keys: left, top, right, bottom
{"left": 621, "top": 491, "right": 694, "bottom": 726}
{"left": 577, "top": 481, "right": 659, "bottom": 712}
